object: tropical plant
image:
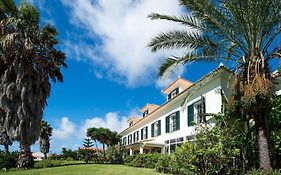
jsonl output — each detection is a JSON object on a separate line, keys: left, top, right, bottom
{"left": 83, "top": 137, "right": 94, "bottom": 148}
{"left": 269, "top": 95, "right": 281, "bottom": 168}
{"left": 39, "top": 120, "right": 53, "bottom": 159}
{"left": 0, "top": 130, "right": 12, "bottom": 153}
{"left": 87, "top": 127, "right": 120, "bottom": 159}
{"left": 149, "top": 0, "right": 281, "bottom": 170}
{"left": 0, "top": 0, "right": 66, "bottom": 168}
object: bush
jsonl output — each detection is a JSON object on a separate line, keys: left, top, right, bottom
{"left": 0, "top": 151, "right": 19, "bottom": 169}
{"left": 247, "top": 170, "right": 281, "bottom": 175}
{"left": 124, "top": 153, "right": 162, "bottom": 169}
{"left": 155, "top": 154, "right": 172, "bottom": 173}
{"left": 34, "top": 160, "right": 63, "bottom": 169}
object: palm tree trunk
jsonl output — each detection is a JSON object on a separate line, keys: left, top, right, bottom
{"left": 17, "top": 143, "right": 34, "bottom": 168}
{"left": 103, "top": 143, "right": 105, "bottom": 158}
{"left": 44, "top": 152, "right": 47, "bottom": 159}
{"left": 257, "top": 126, "right": 272, "bottom": 170}
{"left": 4, "top": 144, "right": 9, "bottom": 153}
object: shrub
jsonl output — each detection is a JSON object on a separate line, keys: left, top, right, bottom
{"left": 0, "top": 151, "right": 19, "bottom": 169}
{"left": 34, "top": 160, "right": 63, "bottom": 169}
{"left": 247, "top": 170, "right": 281, "bottom": 175}
{"left": 124, "top": 153, "right": 162, "bottom": 169}
{"left": 155, "top": 154, "right": 172, "bottom": 173}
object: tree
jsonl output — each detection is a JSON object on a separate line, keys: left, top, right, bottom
{"left": 87, "top": 127, "right": 121, "bottom": 159}
{"left": 83, "top": 137, "right": 94, "bottom": 148}
{"left": 39, "top": 120, "right": 52, "bottom": 159}
{"left": 0, "top": 0, "right": 66, "bottom": 168}
{"left": 0, "top": 131, "right": 12, "bottom": 154}
{"left": 87, "top": 127, "right": 100, "bottom": 152}
{"left": 149, "top": 0, "right": 281, "bottom": 170}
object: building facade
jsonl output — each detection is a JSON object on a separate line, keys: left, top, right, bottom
{"left": 119, "top": 66, "right": 235, "bottom": 155}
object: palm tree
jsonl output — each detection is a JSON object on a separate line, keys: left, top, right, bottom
{"left": 148, "top": 0, "right": 281, "bottom": 170}
{"left": 0, "top": 130, "right": 12, "bottom": 153}
{"left": 0, "top": 0, "right": 66, "bottom": 168}
{"left": 39, "top": 120, "right": 53, "bottom": 159}
{"left": 87, "top": 127, "right": 100, "bottom": 151}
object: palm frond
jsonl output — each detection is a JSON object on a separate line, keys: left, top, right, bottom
{"left": 149, "top": 30, "right": 219, "bottom": 52}
{"left": 159, "top": 52, "right": 219, "bottom": 78}
{"left": 148, "top": 13, "right": 204, "bottom": 31}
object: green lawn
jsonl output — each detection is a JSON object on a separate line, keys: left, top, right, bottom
{"left": 1, "top": 164, "right": 164, "bottom": 175}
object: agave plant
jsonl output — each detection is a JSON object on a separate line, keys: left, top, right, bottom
{"left": 0, "top": 0, "right": 66, "bottom": 168}
{"left": 149, "top": 0, "right": 281, "bottom": 170}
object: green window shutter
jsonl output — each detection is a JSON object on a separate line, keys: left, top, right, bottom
{"left": 202, "top": 96, "right": 206, "bottom": 113}
{"left": 168, "top": 93, "right": 171, "bottom": 100}
{"left": 176, "top": 87, "right": 179, "bottom": 95}
{"left": 141, "top": 128, "right": 143, "bottom": 140}
{"left": 176, "top": 111, "right": 180, "bottom": 130}
{"left": 151, "top": 123, "right": 154, "bottom": 137}
{"left": 158, "top": 120, "right": 161, "bottom": 136}
{"left": 166, "top": 116, "right": 170, "bottom": 133}
{"left": 188, "top": 104, "right": 194, "bottom": 126}
{"left": 145, "top": 126, "right": 148, "bottom": 139}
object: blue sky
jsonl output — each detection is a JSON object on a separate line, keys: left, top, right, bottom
{"left": 5, "top": 0, "right": 280, "bottom": 153}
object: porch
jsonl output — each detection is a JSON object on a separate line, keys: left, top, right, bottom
{"left": 125, "top": 139, "right": 165, "bottom": 155}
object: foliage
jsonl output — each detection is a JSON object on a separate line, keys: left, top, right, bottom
{"left": 247, "top": 169, "right": 281, "bottom": 175}
{"left": 77, "top": 148, "right": 95, "bottom": 164}
{"left": 149, "top": 0, "right": 281, "bottom": 170}
{"left": 1, "top": 164, "right": 163, "bottom": 175}
{"left": 124, "top": 153, "right": 162, "bottom": 169}
{"left": 155, "top": 154, "right": 172, "bottom": 173}
{"left": 87, "top": 127, "right": 121, "bottom": 159}
{"left": 269, "top": 95, "right": 281, "bottom": 168}
{"left": 39, "top": 120, "right": 53, "bottom": 159}
{"left": 0, "top": 151, "right": 18, "bottom": 169}
{"left": 33, "top": 160, "right": 63, "bottom": 169}
{"left": 83, "top": 137, "right": 94, "bottom": 148}
{"left": 0, "top": 0, "right": 66, "bottom": 168}
{"left": 61, "top": 148, "right": 79, "bottom": 160}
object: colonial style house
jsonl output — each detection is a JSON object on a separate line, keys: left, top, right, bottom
{"left": 119, "top": 65, "right": 236, "bottom": 155}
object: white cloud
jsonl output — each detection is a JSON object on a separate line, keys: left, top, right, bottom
{"left": 53, "top": 117, "right": 76, "bottom": 139}
{"left": 50, "top": 110, "right": 138, "bottom": 152}
{"left": 61, "top": 0, "right": 192, "bottom": 87}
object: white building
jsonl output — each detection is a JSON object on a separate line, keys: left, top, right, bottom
{"left": 119, "top": 65, "right": 236, "bottom": 155}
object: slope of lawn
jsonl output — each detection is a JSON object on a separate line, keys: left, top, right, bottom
{"left": 1, "top": 164, "right": 164, "bottom": 175}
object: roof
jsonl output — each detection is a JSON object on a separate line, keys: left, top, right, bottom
{"left": 162, "top": 77, "right": 193, "bottom": 94}
{"left": 140, "top": 104, "right": 159, "bottom": 113}
{"left": 119, "top": 65, "right": 234, "bottom": 135}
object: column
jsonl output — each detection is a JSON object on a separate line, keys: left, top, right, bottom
{"left": 140, "top": 146, "right": 144, "bottom": 154}
{"left": 129, "top": 148, "right": 133, "bottom": 155}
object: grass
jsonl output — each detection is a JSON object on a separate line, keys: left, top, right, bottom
{"left": 0, "top": 163, "right": 164, "bottom": 175}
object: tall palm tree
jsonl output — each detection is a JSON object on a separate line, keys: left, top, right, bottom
{"left": 39, "top": 120, "right": 53, "bottom": 159}
{"left": 148, "top": 0, "right": 281, "bottom": 170}
{"left": 0, "top": 130, "right": 12, "bottom": 153}
{"left": 0, "top": 0, "right": 66, "bottom": 168}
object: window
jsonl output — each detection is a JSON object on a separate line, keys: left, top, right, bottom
{"left": 128, "top": 134, "right": 132, "bottom": 144}
{"left": 186, "top": 135, "right": 195, "bottom": 141}
{"left": 143, "top": 110, "right": 149, "bottom": 117}
{"left": 166, "top": 111, "right": 180, "bottom": 133}
{"left": 129, "top": 121, "right": 134, "bottom": 127}
{"left": 133, "top": 131, "right": 139, "bottom": 143}
{"left": 141, "top": 126, "right": 148, "bottom": 140}
{"left": 165, "top": 137, "right": 184, "bottom": 154}
{"left": 151, "top": 120, "right": 161, "bottom": 137}
{"left": 188, "top": 96, "right": 206, "bottom": 126}
{"left": 123, "top": 137, "right": 127, "bottom": 145}
{"left": 168, "top": 88, "right": 179, "bottom": 100}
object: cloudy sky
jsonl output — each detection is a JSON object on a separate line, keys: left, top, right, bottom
{"left": 6, "top": 0, "right": 278, "bottom": 153}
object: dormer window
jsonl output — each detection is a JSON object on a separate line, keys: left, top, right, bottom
{"left": 143, "top": 110, "right": 149, "bottom": 117}
{"left": 129, "top": 121, "right": 134, "bottom": 127}
{"left": 168, "top": 88, "right": 179, "bottom": 100}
